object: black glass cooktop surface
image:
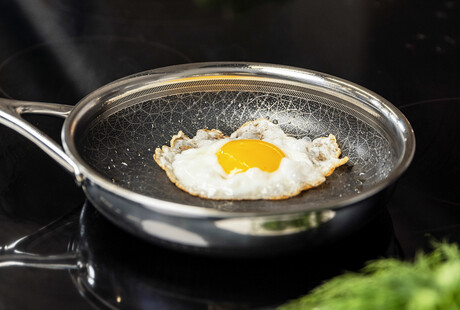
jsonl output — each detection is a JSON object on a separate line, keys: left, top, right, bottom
{"left": 0, "top": 0, "right": 459, "bottom": 309}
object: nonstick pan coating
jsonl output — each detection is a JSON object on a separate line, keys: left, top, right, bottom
{"left": 75, "top": 70, "right": 399, "bottom": 214}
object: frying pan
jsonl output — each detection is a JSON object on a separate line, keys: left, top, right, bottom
{"left": 0, "top": 62, "right": 415, "bottom": 255}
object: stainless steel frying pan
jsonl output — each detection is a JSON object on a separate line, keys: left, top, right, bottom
{"left": 0, "top": 62, "right": 415, "bottom": 255}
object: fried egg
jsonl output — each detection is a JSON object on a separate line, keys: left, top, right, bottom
{"left": 154, "top": 119, "right": 348, "bottom": 200}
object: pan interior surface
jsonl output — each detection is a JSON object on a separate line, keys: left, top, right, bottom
{"left": 77, "top": 77, "right": 398, "bottom": 213}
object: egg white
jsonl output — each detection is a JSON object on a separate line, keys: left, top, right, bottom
{"left": 154, "top": 119, "right": 348, "bottom": 200}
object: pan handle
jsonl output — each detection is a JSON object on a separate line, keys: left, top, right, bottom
{"left": 0, "top": 98, "right": 82, "bottom": 183}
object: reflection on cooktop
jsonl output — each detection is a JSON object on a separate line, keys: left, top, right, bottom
{"left": 1, "top": 202, "right": 395, "bottom": 309}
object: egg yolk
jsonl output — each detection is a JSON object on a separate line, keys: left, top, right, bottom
{"left": 216, "top": 139, "right": 286, "bottom": 174}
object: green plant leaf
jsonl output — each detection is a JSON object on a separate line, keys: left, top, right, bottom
{"left": 279, "top": 241, "right": 460, "bottom": 310}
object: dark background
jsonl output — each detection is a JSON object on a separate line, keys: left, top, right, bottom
{"left": 0, "top": 0, "right": 459, "bottom": 309}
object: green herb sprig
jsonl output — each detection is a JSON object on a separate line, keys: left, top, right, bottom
{"left": 279, "top": 242, "right": 460, "bottom": 310}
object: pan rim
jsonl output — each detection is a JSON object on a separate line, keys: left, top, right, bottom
{"left": 62, "top": 61, "right": 415, "bottom": 218}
